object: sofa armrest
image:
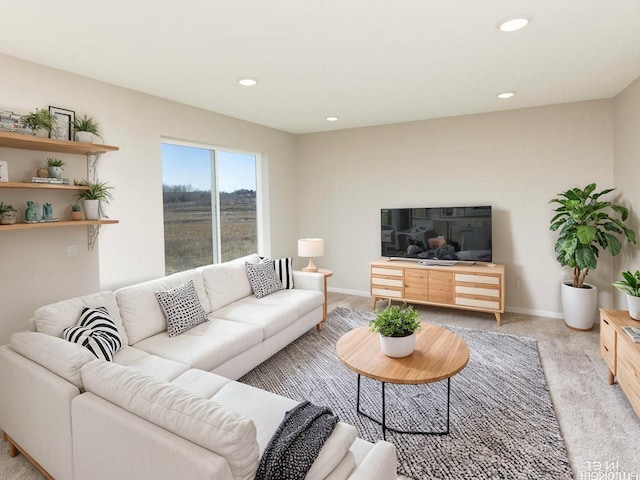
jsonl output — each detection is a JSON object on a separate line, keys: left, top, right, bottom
{"left": 293, "top": 271, "right": 324, "bottom": 292}
{"left": 347, "top": 441, "right": 397, "bottom": 480}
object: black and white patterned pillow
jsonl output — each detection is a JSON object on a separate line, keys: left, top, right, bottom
{"left": 260, "top": 256, "right": 295, "bottom": 289}
{"left": 155, "top": 280, "right": 208, "bottom": 337}
{"left": 63, "top": 306, "right": 122, "bottom": 361}
{"left": 246, "top": 261, "right": 284, "bottom": 299}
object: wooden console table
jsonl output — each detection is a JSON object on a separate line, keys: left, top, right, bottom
{"left": 599, "top": 309, "right": 640, "bottom": 417}
{"left": 370, "top": 259, "right": 505, "bottom": 325}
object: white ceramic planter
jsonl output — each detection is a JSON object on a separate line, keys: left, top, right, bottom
{"left": 75, "top": 131, "right": 95, "bottom": 143}
{"left": 626, "top": 294, "right": 640, "bottom": 321}
{"left": 83, "top": 199, "right": 100, "bottom": 220}
{"left": 561, "top": 282, "right": 598, "bottom": 331}
{"left": 379, "top": 333, "right": 416, "bottom": 358}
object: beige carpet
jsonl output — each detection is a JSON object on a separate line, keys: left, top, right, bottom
{"left": 2, "top": 292, "right": 640, "bottom": 479}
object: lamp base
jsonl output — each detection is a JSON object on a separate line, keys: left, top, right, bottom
{"left": 302, "top": 258, "right": 318, "bottom": 272}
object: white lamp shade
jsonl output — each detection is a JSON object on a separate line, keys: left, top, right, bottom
{"left": 298, "top": 238, "right": 324, "bottom": 257}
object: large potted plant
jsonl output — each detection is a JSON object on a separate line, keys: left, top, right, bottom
{"left": 74, "top": 181, "right": 113, "bottom": 220}
{"left": 612, "top": 270, "right": 640, "bottom": 321}
{"left": 549, "top": 183, "right": 637, "bottom": 330}
{"left": 20, "top": 109, "right": 57, "bottom": 137}
{"left": 369, "top": 304, "right": 421, "bottom": 357}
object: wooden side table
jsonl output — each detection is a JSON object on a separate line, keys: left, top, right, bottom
{"left": 316, "top": 268, "right": 333, "bottom": 331}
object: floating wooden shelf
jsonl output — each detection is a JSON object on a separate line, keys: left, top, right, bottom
{"left": 0, "top": 219, "right": 119, "bottom": 231}
{"left": 0, "top": 182, "right": 90, "bottom": 191}
{"left": 0, "top": 131, "right": 118, "bottom": 155}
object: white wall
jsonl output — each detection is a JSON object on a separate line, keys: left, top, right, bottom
{"left": 613, "top": 76, "right": 640, "bottom": 306}
{"left": 295, "top": 100, "right": 618, "bottom": 317}
{"left": 0, "top": 54, "right": 298, "bottom": 344}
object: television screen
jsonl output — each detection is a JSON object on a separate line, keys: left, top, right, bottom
{"left": 381, "top": 206, "right": 492, "bottom": 263}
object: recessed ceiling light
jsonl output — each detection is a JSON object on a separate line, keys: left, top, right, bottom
{"left": 496, "top": 15, "right": 530, "bottom": 32}
{"left": 497, "top": 91, "right": 516, "bottom": 99}
{"left": 325, "top": 116, "right": 339, "bottom": 122}
{"left": 237, "top": 77, "right": 258, "bottom": 87}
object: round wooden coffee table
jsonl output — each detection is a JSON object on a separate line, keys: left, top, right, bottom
{"left": 336, "top": 322, "right": 469, "bottom": 439}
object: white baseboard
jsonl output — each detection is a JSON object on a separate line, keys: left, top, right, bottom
{"left": 327, "top": 287, "right": 564, "bottom": 319}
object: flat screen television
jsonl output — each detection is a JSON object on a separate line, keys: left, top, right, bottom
{"left": 381, "top": 206, "right": 492, "bottom": 263}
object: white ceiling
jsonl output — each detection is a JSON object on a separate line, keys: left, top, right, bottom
{"left": 2, "top": 1, "right": 640, "bottom": 134}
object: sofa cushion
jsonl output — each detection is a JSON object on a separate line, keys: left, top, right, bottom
{"left": 198, "top": 253, "right": 260, "bottom": 311}
{"left": 132, "top": 318, "right": 263, "bottom": 372}
{"left": 213, "top": 300, "right": 298, "bottom": 339}
{"left": 116, "top": 269, "right": 210, "bottom": 344}
{"left": 10, "top": 331, "right": 96, "bottom": 389}
{"left": 241, "top": 289, "right": 324, "bottom": 318}
{"left": 171, "top": 368, "right": 233, "bottom": 399}
{"left": 114, "top": 346, "right": 190, "bottom": 382}
{"left": 81, "top": 361, "right": 259, "bottom": 480}
{"left": 34, "top": 291, "right": 129, "bottom": 345}
{"left": 245, "top": 261, "right": 283, "bottom": 299}
{"left": 155, "top": 280, "right": 208, "bottom": 337}
{"left": 63, "top": 306, "right": 123, "bottom": 361}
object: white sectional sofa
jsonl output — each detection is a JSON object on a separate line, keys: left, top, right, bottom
{"left": 0, "top": 253, "right": 397, "bottom": 480}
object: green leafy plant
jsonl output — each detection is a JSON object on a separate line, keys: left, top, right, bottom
{"left": 0, "top": 202, "right": 17, "bottom": 214}
{"left": 612, "top": 270, "right": 640, "bottom": 297}
{"left": 74, "top": 181, "right": 114, "bottom": 202}
{"left": 73, "top": 114, "right": 101, "bottom": 137}
{"left": 46, "top": 157, "right": 65, "bottom": 167}
{"left": 20, "top": 109, "right": 57, "bottom": 134}
{"left": 369, "top": 304, "right": 421, "bottom": 337}
{"left": 549, "top": 183, "right": 637, "bottom": 288}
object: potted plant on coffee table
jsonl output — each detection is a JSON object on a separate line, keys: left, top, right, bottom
{"left": 369, "top": 303, "right": 421, "bottom": 358}
{"left": 612, "top": 270, "right": 640, "bottom": 321}
{"left": 73, "top": 114, "right": 101, "bottom": 143}
{"left": 549, "top": 183, "right": 637, "bottom": 330}
{"left": 74, "top": 181, "right": 113, "bottom": 220}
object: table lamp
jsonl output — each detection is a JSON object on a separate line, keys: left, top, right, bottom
{"left": 298, "top": 238, "right": 324, "bottom": 272}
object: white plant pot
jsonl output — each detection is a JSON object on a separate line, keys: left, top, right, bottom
{"left": 561, "top": 282, "right": 598, "bottom": 331}
{"left": 75, "top": 131, "right": 96, "bottom": 143}
{"left": 379, "top": 333, "right": 416, "bottom": 358}
{"left": 83, "top": 199, "right": 100, "bottom": 220}
{"left": 626, "top": 294, "right": 640, "bottom": 321}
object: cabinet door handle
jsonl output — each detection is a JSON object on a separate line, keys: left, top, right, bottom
{"left": 603, "top": 318, "right": 610, "bottom": 325}
{"left": 603, "top": 345, "right": 609, "bottom": 352}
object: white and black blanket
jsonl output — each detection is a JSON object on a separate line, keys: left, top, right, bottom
{"left": 255, "top": 401, "right": 338, "bottom": 480}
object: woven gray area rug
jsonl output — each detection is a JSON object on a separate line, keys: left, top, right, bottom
{"left": 239, "top": 307, "right": 574, "bottom": 480}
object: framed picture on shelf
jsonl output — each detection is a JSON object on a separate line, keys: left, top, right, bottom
{"left": 49, "top": 106, "right": 75, "bottom": 141}
{"left": 0, "top": 161, "right": 7, "bottom": 182}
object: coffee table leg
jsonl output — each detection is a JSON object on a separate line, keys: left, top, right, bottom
{"left": 356, "top": 375, "right": 451, "bottom": 438}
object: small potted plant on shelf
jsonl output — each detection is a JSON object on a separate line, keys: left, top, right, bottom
{"left": 369, "top": 303, "right": 421, "bottom": 358}
{"left": 46, "top": 157, "right": 65, "bottom": 179}
{"left": 73, "top": 114, "right": 101, "bottom": 143}
{"left": 549, "top": 183, "right": 637, "bottom": 330}
{"left": 20, "top": 109, "right": 58, "bottom": 137}
{"left": 612, "top": 270, "right": 640, "bottom": 321}
{"left": 70, "top": 202, "right": 83, "bottom": 221}
{"left": 0, "top": 202, "right": 17, "bottom": 225}
{"left": 74, "top": 181, "right": 113, "bottom": 220}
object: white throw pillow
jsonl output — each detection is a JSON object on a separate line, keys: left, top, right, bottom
{"left": 155, "top": 280, "right": 208, "bottom": 337}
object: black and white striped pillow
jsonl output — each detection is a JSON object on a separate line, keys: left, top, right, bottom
{"left": 63, "top": 306, "right": 122, "bottom": 362}
{"left": 260, "top": 257, "right": 295, "bottom": 289}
